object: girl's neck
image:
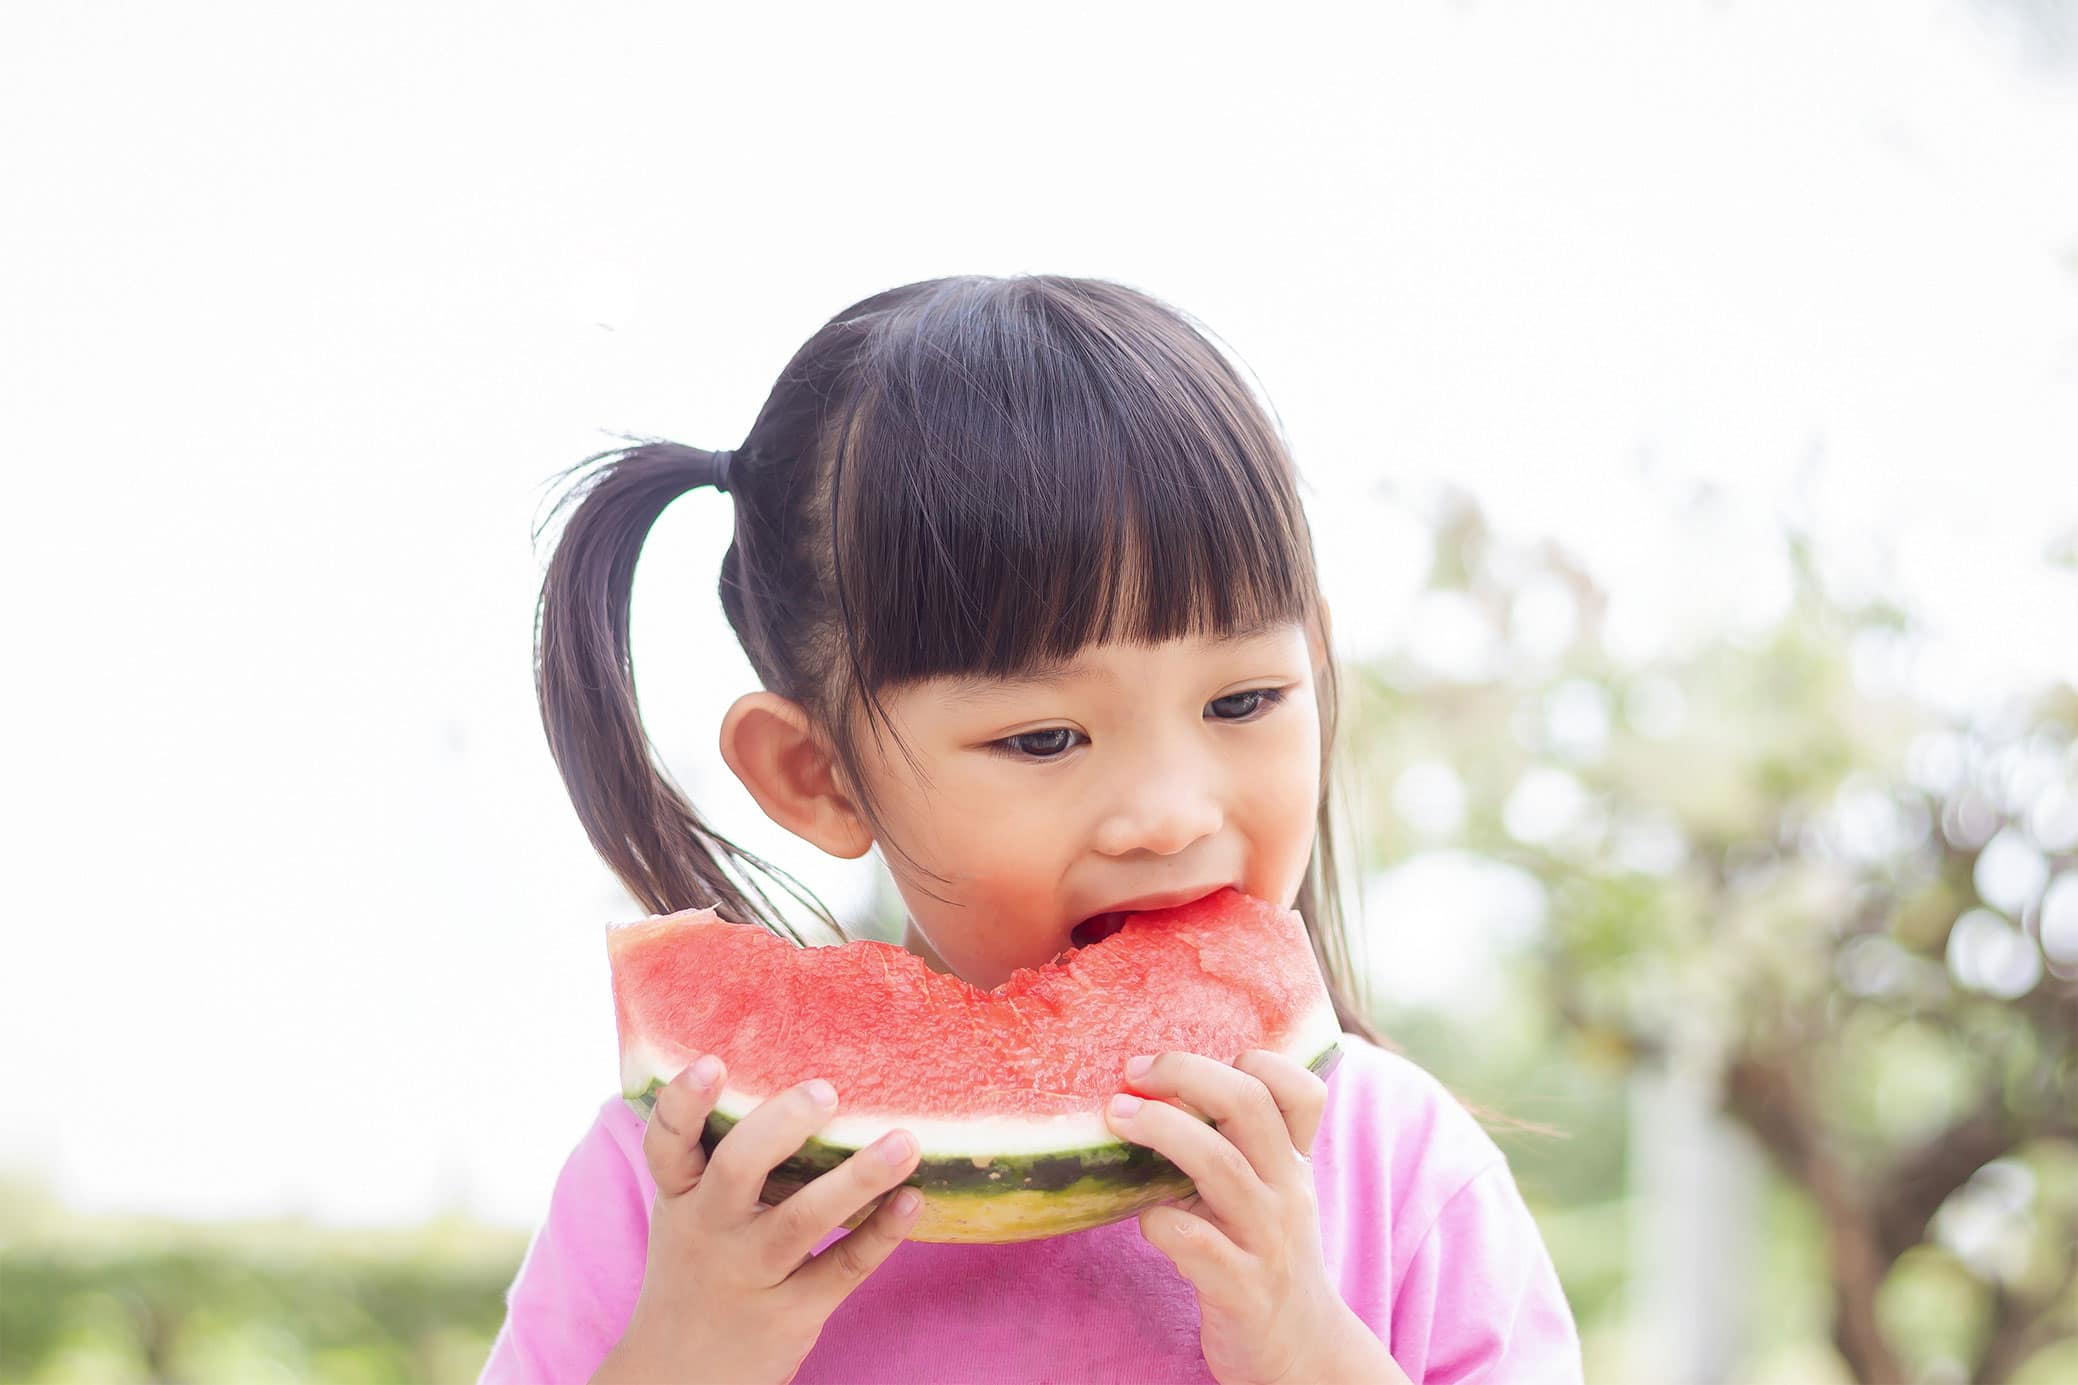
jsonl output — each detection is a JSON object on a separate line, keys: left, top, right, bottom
{"left": 900, "top": 917, "right": 957, "bottom": 977}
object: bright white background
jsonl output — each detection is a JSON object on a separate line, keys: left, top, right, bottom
{"left": 2, "top": 0, "right": 2073, "bottom": 1229}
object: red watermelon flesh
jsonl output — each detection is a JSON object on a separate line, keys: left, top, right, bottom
{"left": 608, "top": 886, "right": 1342, "bottom": 1242}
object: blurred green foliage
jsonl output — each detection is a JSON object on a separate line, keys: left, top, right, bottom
{"left": 1346, "top": 488, "right": 2078, "bottom": 1383}
{"left": 0, "top": 1172, "right": 523, "bottom": 1383}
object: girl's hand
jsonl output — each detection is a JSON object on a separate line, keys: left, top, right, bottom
{"left": 1106, "top": 1051, "right": 1413, "bottom": 1385}
{"left": 592, "top": 1056, "right": 924, "bottom": 1385}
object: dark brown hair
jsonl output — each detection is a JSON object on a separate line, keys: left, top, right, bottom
{"left": 532, "top": 274, "right": 1382, "bottom": 1044}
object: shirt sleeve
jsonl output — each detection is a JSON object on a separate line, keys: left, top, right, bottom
{"left": 1387, "top": 1161, "right": 1584, "bottom": 1384}
{"left": 478, "top": 1101, "right": 652, "bottom": 1385}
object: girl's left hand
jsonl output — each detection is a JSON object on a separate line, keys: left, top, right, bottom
{"left": 1106, "top": 1050, "right": 1411, "bottom": 1385}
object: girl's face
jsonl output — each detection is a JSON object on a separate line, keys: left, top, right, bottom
{"left": 849, "top": 621, "right": 1325, "bottom": 989}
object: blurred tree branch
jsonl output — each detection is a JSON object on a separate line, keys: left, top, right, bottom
{"left": 1724, "top": 1050, "right": 1903, "bottom": 1383}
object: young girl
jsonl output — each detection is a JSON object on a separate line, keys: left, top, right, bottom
{"left": 482, "top": 275, "right": 1583, "bottom": 1384}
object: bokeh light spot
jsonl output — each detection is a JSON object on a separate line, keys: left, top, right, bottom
{"left": 1944, "top": 907, "right": 2042, "bottom": 998}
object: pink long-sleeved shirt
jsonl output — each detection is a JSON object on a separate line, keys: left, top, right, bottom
{"left": 481, "top": 1034, "right": 1583, "bottom": 1383}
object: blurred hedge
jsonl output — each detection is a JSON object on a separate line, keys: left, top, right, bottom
{"left": 0, "top": 1174, "right": 525, "bottom": 1384}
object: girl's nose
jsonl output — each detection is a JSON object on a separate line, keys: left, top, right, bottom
{"left": 1090, "top": 771, "right": 1225, "bottom": 858}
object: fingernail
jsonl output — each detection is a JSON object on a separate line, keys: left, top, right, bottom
{"left": 875, "top": 1130, "right": 915, "bottom": 1166}
{"left": 691, "top": 1055, "right": 722, "bottom": 1089}
{"left": 1110, "top": 1093, "right": 1142, "bottom": 1119}
{"left": 805, "top": 1078, "right": 838, "bottom": 1108}
{"left": 891, "top": 1188, "right": 921, "bottom": 1216}
{"left": 1124, "top": 1054, "right": 1154, "bottom": 1080}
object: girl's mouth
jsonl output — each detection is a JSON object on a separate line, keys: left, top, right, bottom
{"left": 1069, "top": 912, "right": 1129, "bottom": 948}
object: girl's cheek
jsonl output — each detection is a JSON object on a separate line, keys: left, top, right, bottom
{"left": 953, "top": 778, "right": 1026, "bottom": 833}
{"left": 1259, "top": 707, "right": 1321, "bottom": 794}
{"left": 1258, "top": 714, "right": 1324, "bottom": 883}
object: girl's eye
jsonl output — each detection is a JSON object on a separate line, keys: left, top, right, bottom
{"left": 1208, "top": 688, "right": 1286, "bottom": 721}
{"left": 990, "top": 690, "right": 1288, "bottom": 761}
{"left": 997, "top": 726, "right": 1083, "bottom": 760}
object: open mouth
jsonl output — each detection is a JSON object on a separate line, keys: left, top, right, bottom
{"left": 1067, "top": 884, "right": 1235, "bottom": 951}
{"left": 1069, "top": 912, "right": 1129, "bottom": 948}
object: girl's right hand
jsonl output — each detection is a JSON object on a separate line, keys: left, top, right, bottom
{"left": 590, "top": 1055, "right": 924, "bottom": 1385}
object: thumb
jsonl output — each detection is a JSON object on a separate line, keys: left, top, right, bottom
{"left": 642, "top": 1056, "right": 724, "bottom": 1198}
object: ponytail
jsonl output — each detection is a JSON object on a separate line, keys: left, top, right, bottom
{"left": 531, "top": 439, "right": 840, "bottom": 945}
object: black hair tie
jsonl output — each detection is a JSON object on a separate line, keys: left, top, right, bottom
{"left": 704, "top": 448, "right": 736, "bottom": 494}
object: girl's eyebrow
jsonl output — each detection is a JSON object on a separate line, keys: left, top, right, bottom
{"left": 936, "top": 619, "right": 1293, "bottom": 703}
{"left": 939, "top": 661, "right": 1108, "bottom": 703}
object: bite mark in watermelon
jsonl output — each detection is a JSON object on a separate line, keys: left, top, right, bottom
{"left": 607, "top": 886, "right": 1342, "bottom": 1243}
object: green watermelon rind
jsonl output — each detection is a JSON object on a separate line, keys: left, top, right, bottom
{"left": 621, "top": 1031, "right": 1343, "bottom": 1243}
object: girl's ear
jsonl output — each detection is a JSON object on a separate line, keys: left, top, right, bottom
{"left": 718, "top": 692, "right": 875, "bottom": 859}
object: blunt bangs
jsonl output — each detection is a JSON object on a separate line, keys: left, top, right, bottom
{"left": 827, "top": 277, "right": 1319, "bottom": 695}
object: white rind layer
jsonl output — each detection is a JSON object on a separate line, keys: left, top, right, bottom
{"left": 621, "top": 990, "right": 1343, "bottom": 1157}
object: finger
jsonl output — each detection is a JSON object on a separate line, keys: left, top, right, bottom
{"left": 1138, "top": 1202, "right": 1251, "bottom": 1310}
{"left": 643, "top": 1055, "right": 725, "bottom": 1198}
{"left": 752, "top": 1128, "right": 922, "bottom": 1280}
{"left": 699, "top": 1078, "right": 842, "bottom": 1220}
{"left": 1107, "top": 1088, "right": 1269, "bottom": 1233}
{"left": 1233, "top": 1049, "right": 1330, "bottom": 1162}
{"left": 786, "top": 1183, "right": 924, "bottom": 1317}
{"left": 1119, "top": 1051, "right": 1308, "bottom": 1186}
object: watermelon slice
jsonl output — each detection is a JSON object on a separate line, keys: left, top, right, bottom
{"left": 607, "top": 887, "right": 1343, "bottom": 1244}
